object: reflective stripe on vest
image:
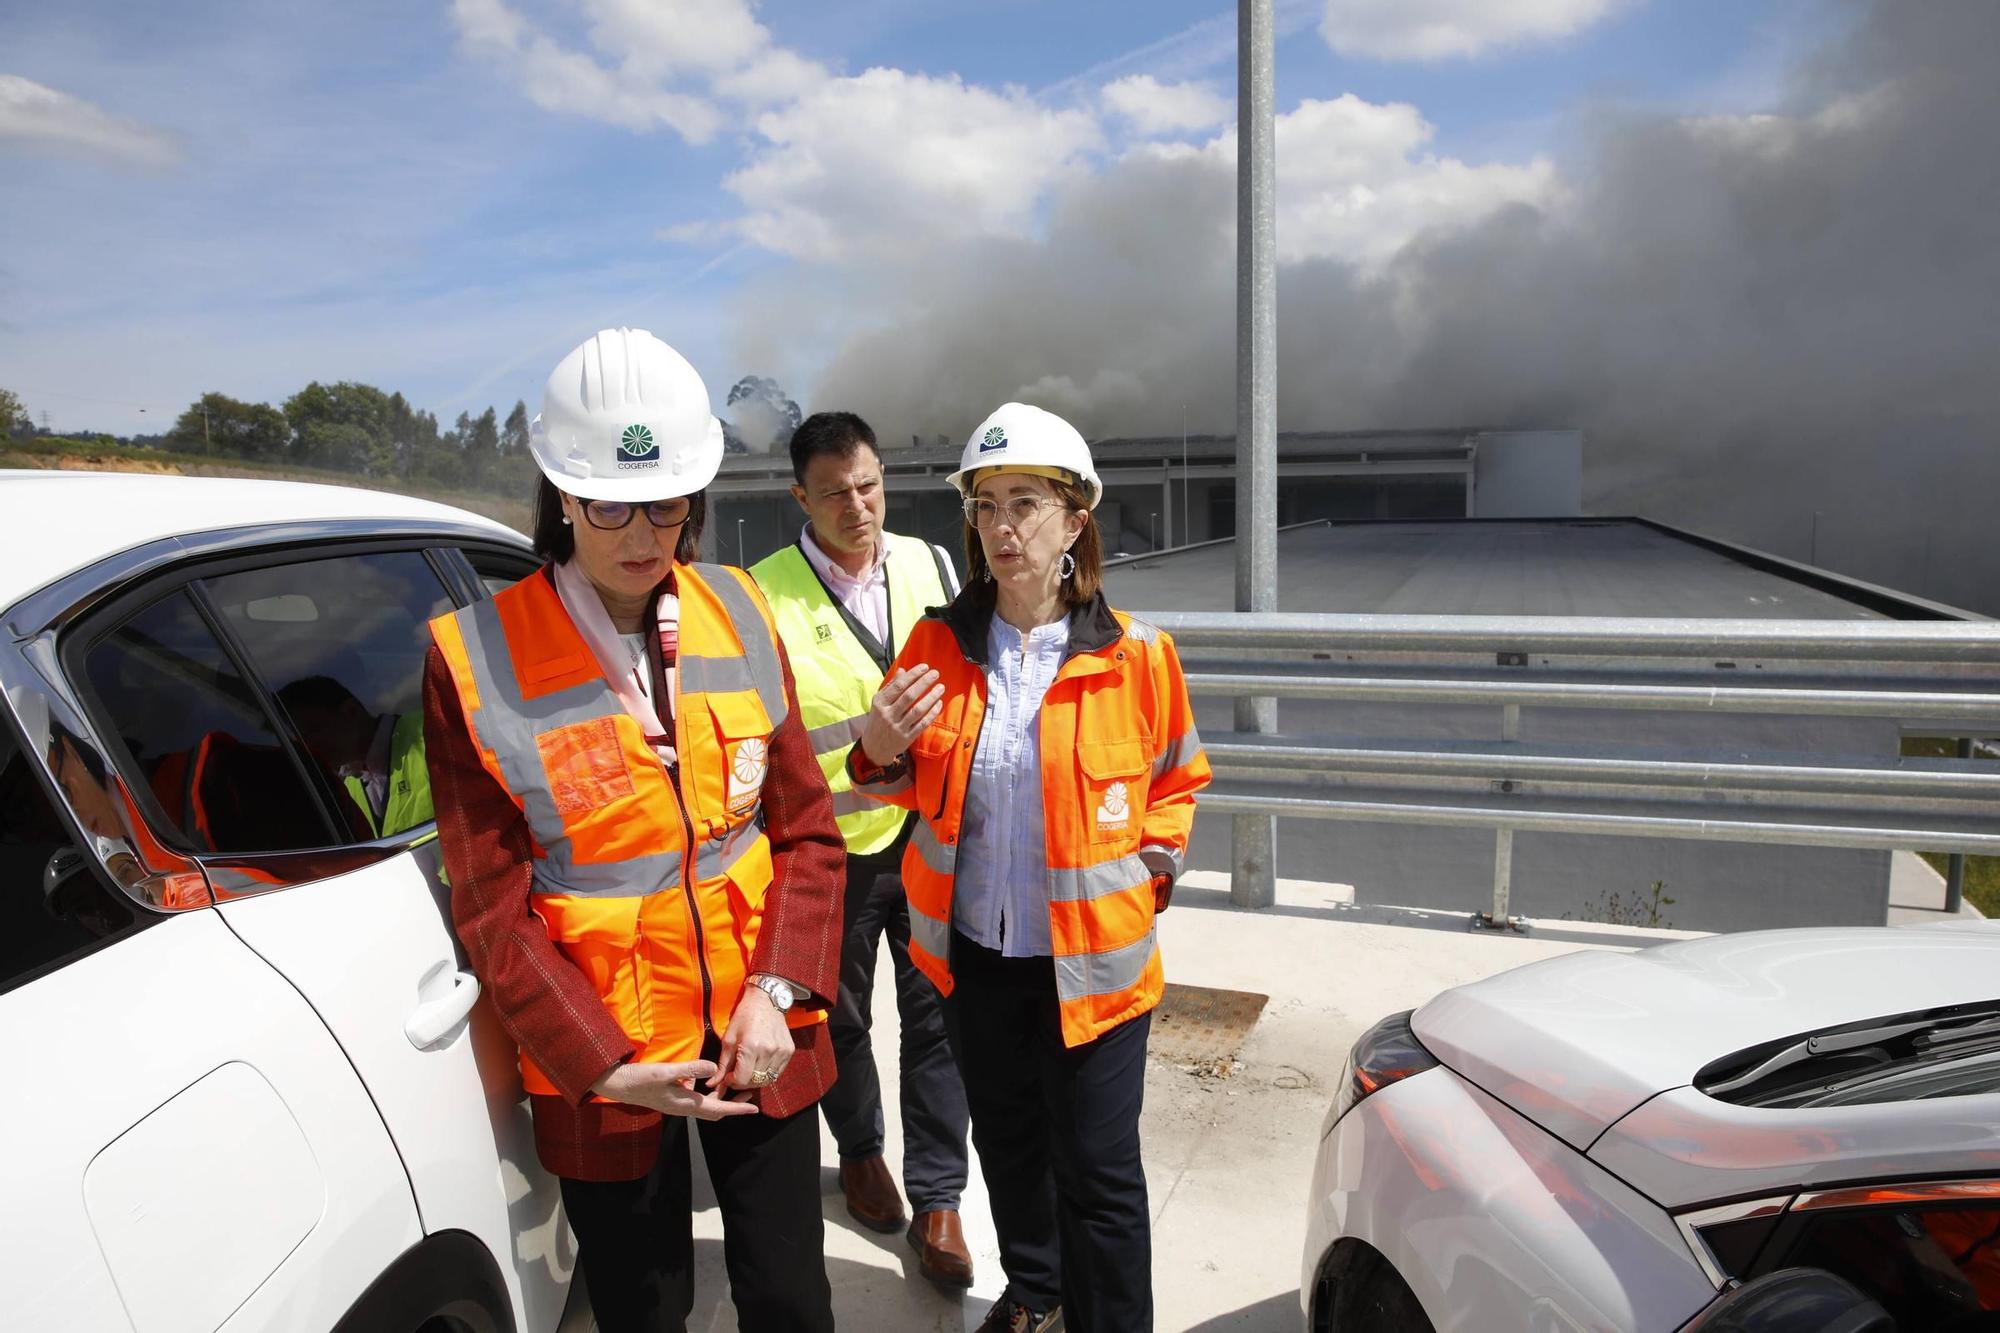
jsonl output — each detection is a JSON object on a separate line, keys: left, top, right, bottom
{"left": 750, "top": 533, "right": 948, "bottom": 856}
{"left": 429, "top": 562, "right": 819, "bottom": 1097}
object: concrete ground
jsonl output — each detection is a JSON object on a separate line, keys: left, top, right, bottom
{"left": 650, "top": 852, "right": 1975, "bottom": 1330}
{"left": 668, "top": 873, "right": 1716, "bottom": 1332}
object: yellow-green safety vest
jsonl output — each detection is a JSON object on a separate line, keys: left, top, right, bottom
{"left": 751, "top": 532, "right": 951, "bottom": 855}
{"left": 344, "top": 711, "right": 434, "bottom": 838}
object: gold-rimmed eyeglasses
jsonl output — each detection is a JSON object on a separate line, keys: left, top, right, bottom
{"left": 964, "top": 495, "right": 1066, "bottom": 530}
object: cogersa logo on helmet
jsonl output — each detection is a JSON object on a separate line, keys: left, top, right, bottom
{"left": 979, "top": 426, "right": 1007, "bottom": 453}
{"left": 617, "top": 424, "right": 661, "bottom": 470}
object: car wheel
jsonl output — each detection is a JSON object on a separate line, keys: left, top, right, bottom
{"left": 1312, "top": 1242, "right": 1436, "bottom": 1333}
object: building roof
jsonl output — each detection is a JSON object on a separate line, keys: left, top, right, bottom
{"left": 712, "top": 426, "right": 1528, "bottom": 486}
{"left": 1104, "top": 518, "right": 1906, "bottom": 621}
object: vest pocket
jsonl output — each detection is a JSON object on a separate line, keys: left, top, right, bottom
{"left": 706, "top": 692, "right": 774, "bottom": 821}
{"left": 536, "top": 718, "right": 636, "bottom": 816}
{"left": 1077, "top": 737, "right": 1151, "bottom": 847}
{"left": 531, "top": 892, "right": 648, "bottom": 1041}
{"left": 910, "top": 725, "right": 960, "bottom": 823}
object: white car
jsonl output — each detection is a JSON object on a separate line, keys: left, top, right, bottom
{"left": 0, "top": 472, "right": 581, "bottom": 1332}
{"left": 1303, "top": 923, "right": 2000, "bottom": 1332}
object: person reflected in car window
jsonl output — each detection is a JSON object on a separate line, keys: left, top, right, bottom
{"left": 275, "top": 675, "right": 431, "bottom": 838}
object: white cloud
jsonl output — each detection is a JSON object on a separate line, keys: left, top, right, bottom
{"left": 1320, "top": 0, "right": 1621, "bottom": 61}
{"left": 717, "top": 69, "right": 1103, "bottom": 261}
{"left": 448, "top": 0, "right": 822, "bottom": 141}
{"left": 515, "top": 36, "right": 724, "bottom": 139}
{"left": 581, "top": 0, "right": 777, "bottom": 80}
{"left": 0, "top": 74, "right": 180, "bottom": 168}
{"left": 1102, "top": 75, "right": 1233, "bottom": 136}
{"left": 1139, "top": 94, "right": 1558, "bottom": 267}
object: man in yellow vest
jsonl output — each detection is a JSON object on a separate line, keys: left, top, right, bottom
{"left": 276, "top": 675, "right": 433, "bottom": 838}
{"left": 750, "top": 411, "right": 974, "bottom": 1288}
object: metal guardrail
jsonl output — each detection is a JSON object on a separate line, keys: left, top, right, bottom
{"left": 1142, "top": 612, "right": 2000, "bottom": 928}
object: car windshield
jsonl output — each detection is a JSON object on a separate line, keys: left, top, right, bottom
{"left": 1697, "top": 1001, "right": 2000, "bottom": 1108}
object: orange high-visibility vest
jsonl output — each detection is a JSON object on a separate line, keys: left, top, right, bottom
{"left": 853, "top": 595, "right": 1211, "bottom": 1048}
{"left": 429, "top": 563, "right": 823, "bottom": 1096}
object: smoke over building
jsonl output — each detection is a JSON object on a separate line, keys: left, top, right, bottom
{"left": 747, "top": 1, "right": 1999, "bottom": 613}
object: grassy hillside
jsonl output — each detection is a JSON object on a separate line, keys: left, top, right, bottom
{"left": 1, "top": 437, "right": 532, "bottom": 534}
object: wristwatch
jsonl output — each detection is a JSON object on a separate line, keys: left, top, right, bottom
{"left": 748, "top": 973, "right": 796, "bottom": 1013}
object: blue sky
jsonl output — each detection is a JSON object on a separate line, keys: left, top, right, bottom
{"left": 0, "top": 0, "right": 1831, "bottom": 438}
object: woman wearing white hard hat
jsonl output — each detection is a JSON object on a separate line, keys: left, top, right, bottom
{"left": 421, "top": 328, "right": 843, "bottom": 1332}
{"left": 847, "top": 403, "right": 1213, "bottom": 1333}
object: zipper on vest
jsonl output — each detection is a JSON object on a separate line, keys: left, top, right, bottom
{"left": 667, "top": 762, "right": 716, "bottom": 1036}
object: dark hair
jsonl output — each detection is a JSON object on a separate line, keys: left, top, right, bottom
{"left": 787, "top": 411, "right": 878, "bottom": 486}
{"left": 275, "top": 675, "right": 365, "bottom": 717}
{"left": 532, "top": 476, "right": 708, "bottom": 564}
{"left": 961, "top": 474, "right": 1103, "bottom": 609}
{"left": 47, "top": 719, "right": 108, "bottom": 785}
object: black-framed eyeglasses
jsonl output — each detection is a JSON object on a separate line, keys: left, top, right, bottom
{"left": 582, "top": 497, "right": 692, "bottom": 530}
{"left": 964, "top": 496, "right": 1066, "bottom": 530}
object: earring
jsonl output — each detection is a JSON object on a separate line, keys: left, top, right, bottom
{"left": 561, "top": 515, "right": 573, "bottom": 526}
{"left": 980, "top": 565, "right": 994, "bottom": 583}
{"left": 1058, "top": 551, "right": 1075, "bottom": 580}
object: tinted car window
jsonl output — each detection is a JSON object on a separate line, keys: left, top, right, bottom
{"left": 205, "top": 551, "right": 452, "bottom": 840}
{"left": 0, "top": 720, "right": 141, "bottom": 994}
{"left": 84, "top": 589, "right": 329, "bottom": 854}
{"left": 464, "top": 546, "right": 539, "bottom": 598}
{"left": 1780, "top": 1204, "right": 2000, "bottom": 1327}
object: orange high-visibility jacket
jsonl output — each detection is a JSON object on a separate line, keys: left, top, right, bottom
{"left": 429, "top": 562, "right": 825, "bottom": 1096}
{"left": 851, "top": 590, "right": 1211, "bottom": 1047}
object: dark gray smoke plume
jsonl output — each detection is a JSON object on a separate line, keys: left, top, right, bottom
{"left": 770, "top": 0, "right": 2000, "bottom": 613}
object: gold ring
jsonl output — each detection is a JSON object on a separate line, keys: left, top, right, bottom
{"left": 750, "top": 1068, "right": 777, "bottom": 1086}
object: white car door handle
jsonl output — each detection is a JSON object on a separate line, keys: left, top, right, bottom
{"left": 404, "top": 969, "right": 481, "bottom": 1049}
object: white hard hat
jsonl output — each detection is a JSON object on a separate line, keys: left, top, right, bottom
{"left": 530, "top": 327, "right": 725, "bottom": 502}
{"left": 946, "top": 402, "right": 1102, "bottom": 510}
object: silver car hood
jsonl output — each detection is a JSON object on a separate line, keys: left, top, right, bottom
{"left": 1410, "top": 926, "right": 2000, "bottom": 1156}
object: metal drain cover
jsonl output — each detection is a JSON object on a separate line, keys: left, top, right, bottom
{"left": 1149, "top": 983, "right": 1269, "bottom": 1076}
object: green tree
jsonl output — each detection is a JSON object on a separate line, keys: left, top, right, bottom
{"left": 497, "top": 399, "right": 537, "bottom": 493}
{"left": 165, "top": 392, "right": 288, "bottom": 460}
{"left": 455, "top": 405, "right": 501, "bottom": 490}
{"left": 284, "top": 381, "right": 397, "bottom": 475}
{"left": 0, "top": 387, "right": 30, "bottom": 438}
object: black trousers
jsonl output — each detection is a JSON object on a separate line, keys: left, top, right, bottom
{"left": 943, "top": 930, "right": 1154, "bottom": 1333}
{"left": 817, "top": 835, "right": 971, "bottom": 1212}
{"left": 559, "top": 1104, "right": 834, "bottom": 1333}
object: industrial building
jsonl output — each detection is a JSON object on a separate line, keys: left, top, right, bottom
{"left": 708, "top": 427, "right": 1582, "bottom": 565}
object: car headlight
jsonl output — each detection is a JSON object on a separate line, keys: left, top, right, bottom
{"left": 1322, "top": 1009, "right": 1439, "bottom": 1137}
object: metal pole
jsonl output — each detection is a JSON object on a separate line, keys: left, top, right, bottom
{"left": 1233, "top": 0, "right": 1278, "bottom": 910}
{"left": 1182, "top": 404, "right": 1190, "bottom": 545}
{"left": 1151, "top": 511, "right": 1159, "bottom": 551}
{"left": 1945, "top": 736, "right": 1973, "bottom": 914}
{"left": 736, "top": 517, "right": 745, "bottom": 566}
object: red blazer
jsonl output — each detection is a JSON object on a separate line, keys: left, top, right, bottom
{"left": 422, "top": 601, "right": 845, "bottom": 1183}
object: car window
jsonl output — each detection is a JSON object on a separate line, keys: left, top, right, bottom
{"left": 462, "top": 545, "right": 540, "bottom": 598}
{"left": 1778, "top": 1204, "right": 2000, "bottom": 1327}
{"left": 0, "top": 718, "right": 142, "bottom": 994}
{"left": 203, "top": 550, "right": 453, "bottom": 841}
{"left": 83, "top": 588, "right": 332, "bottom": 854}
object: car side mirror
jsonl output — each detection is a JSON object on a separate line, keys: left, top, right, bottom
{"left": 1684, "top": 1268, "right": 1895, "bottom": 1333}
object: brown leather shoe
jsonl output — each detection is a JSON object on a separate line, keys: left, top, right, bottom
{"left": 839, "top": 1154, "right": 905, "bottom": 1233}
{"left": 906, "top": 1209, "right": 975, "bottom": 1288}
